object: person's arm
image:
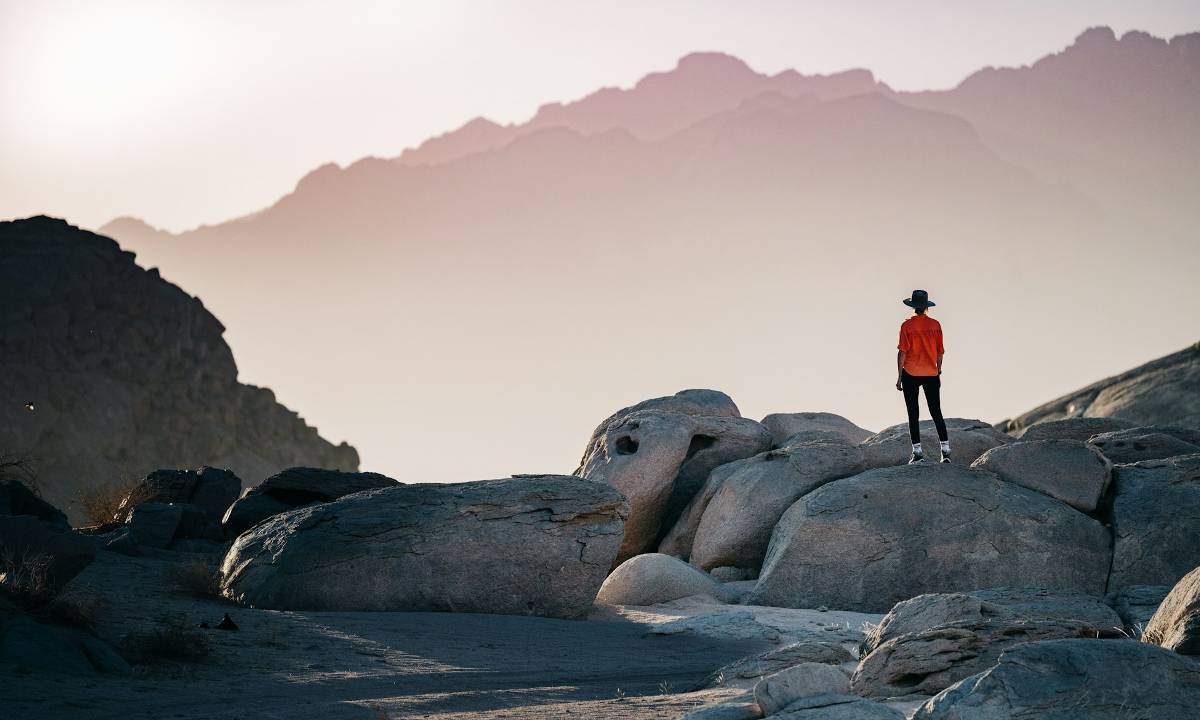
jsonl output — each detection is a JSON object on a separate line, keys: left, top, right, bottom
{"left": 937, "top": 354, "right": 943, "bottom": 375}
{"left": 896, "top": 351, "right": 906, "bottom": 391}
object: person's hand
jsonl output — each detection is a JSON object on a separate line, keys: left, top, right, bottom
{"left": 895, "top": 378, "right": 903, "bottom": 392}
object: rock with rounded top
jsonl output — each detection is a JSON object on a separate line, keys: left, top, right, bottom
{"left": 0, "top": 479, "right": 68, "bottom": 530}
{"left": 864, "top": 587, "right": 1122, "bottom": 655}
{"left": 858, "top": 419, "right": 1010, "bottom": 468}
{"left": 970, "top": 439, "right": 1111, "bottom": 512}
{"left": 1143, "top": 565, "right": 1200, "bottom": 655}
{"left": 754, "top": 662, "right": 850, "bottom": 715}
{"left": 222, "top": 467, "right": 400, "bottom": 536}
{"left": 125, "top": 502, "right": 182, "bottom": 549}
{"left": 748, "top": 464, "right": 1111, "bottom": 612}
{"left": 705, "top": 641, "right": 856, "bottom": 688}
{"left": 576, "top": 389, "right": 741, "bottom": 469}
{"left": 1087, "top": 426, "right": 1200, "bottom": 463}
{"left": 1109, "top": 454, "right": 1200, "bottom": 589}
{"left": 596, "top": 553, "right": 737, "bottom": 606}
{"left": 1105, "top": 585, "right": 1170, "bottom": 638}
{"left": 577, "top": 410, "right": 771, "bottom": 564}
{"left": 220, "top": 475, "right": 627, "bottom": 618}
{"left": 688, "top": 441, "right": 865, "bottom": 571}
{"left": 760, "top": 412, "right": 874, "bottom": 446}
{"left": 912, "top": 639, "right": 1200, "bottom": 719}
{"left": 118, "top": 467, "right": 241, "bottom": 525}
{"left": 0, "top": 515, "right": 96, "bottom": 597}
{"left": 1013, "top": 416, "right": 1134, "bottom": 442}
{"left": 774, "top": 695, "right": 905, "bottom": 719}
{"left": 852, "top": 617, "right": 1102, "bottom": 698}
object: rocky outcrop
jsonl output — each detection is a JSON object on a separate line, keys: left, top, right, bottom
{"left": 970, "top": 440, "right": 1111, "bottom": 513}
{"left": 749, "top": 464, "right": 1111, "bottom": 612}
{"left": 576, "top": 389, "right": 740, "bottom": 464}
{"left": 220, "top": 475, "right": 627, "bottom": 618}
{"left": 1087, "top": 426, "right": 1200, "bottom": 464}
{"left": 0, "top": 478, "right": 68, "bottom": 530}
{"left": 117, "top": 467, "right": 241, "bottom": 524}
{"left": 864, "top": 588, "right": 1122, "bottom": 655}
{"left": 0, "top": 615, "right": 130, "bottom": 676}
{"left": 853, "top": 617, "right": 1102, "bottom": 698}
{"left": 221, "top": 467, "right": 400, "bottom": 536}
{"left": 681, "top": 440, "right": 865, "bottom": 572}
{"left": 858, "top": 419, "right": 1010, "bottom": 468}
{"left": 1143, "top": 565, "right": 1200, "bottom": 655}
{"left": 1109, "top": 454, "right": 1200, "bottom": 589}
{"left": 913, "top": 639, "right": 1200, "bottom": 719}
{"left": 1000, "top": 341, "right": 1200, "bottom": 435}
{"left": 595, "top": 553, "right": 736, "bottom": 606}
{"left": 754, "top": 662, "right": 850, "bottom": 715}
{"left": 0, "top": 217, "right": 359, "bottom": 524}
{"left": 576, "top": 406, "right": 770, "bottom": 564}
{"left": 0, "top": 515, "right": 96, "bottom": 598}
{"left": 760, "top": 412, "right": 873, "bottom": 446}
{"left": 1012, "top": 416, "right": 1133, "bottom": 442}
{"left": 704, "top": 641, "right": 856, "bottom": 689}
{"left": 767, "top": 694, "right": 905, "bottom": 719}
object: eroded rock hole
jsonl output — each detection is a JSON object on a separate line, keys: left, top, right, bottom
{"left": 615, "top": 436, "right": 639, "bottom": 455}
{"left": 684, "top": 434, "right": 717, "bottom": 461}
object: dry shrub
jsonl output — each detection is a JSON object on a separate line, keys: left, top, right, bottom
{"left": 164, "top": 558, "right": 223, "bottom": 598}
{"left": 0, "top": 547, "right": 53, "bottom": 606}
{"left": 121, "top": 614, "right": 212, "bottom": 663}
{"left": 78, "top": 475, "right": 145, "bottom": 527}
{"left": 46, "top": 588, "right": 105, "bottom": 629}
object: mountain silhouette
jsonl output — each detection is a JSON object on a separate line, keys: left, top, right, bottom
{"left": 101, "top": 28, "right": 1200, "bottom": 484}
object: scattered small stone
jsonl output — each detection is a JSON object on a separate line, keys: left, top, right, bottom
{"left": 215, "top": 614, "right": 239, "bottom": 631}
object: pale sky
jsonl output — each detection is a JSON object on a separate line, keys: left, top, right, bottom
{"left": 2, "top": 0, "right": 1199, "bottom": 232}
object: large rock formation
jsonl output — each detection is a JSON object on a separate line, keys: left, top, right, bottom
{"left": 576, "top": 401, "right": 770, "bottom": 565}
{"left": 1143, "top": 565, "right": 1200, "bottom": 655}
{"left": 220, "top": 475, "right": 627, "bottom": 618}
{"left": 859, "top": 419, "right": 1010, "bottom": 468}
{"left": 1109, "top": 454, "right": 1200, "bottom": 589}
{"left": 759, "top": 412, "right": 874, "bottom": 446}
{"left": 748, "top": 464, "right": 1111, "bottom": 612}
{"left": 0, "top": 217, "right": 359, "bottom": 524}
{"left": 1011, "top": 416, "right": 1133, "bottom": 442}
{"left": 970, "top": 440, "right": 1111, "bottom": 513}
{"left": 1001, "top": 341, "right": 1200, "bottom": 435}
{"left": 595, "top": 553, "right": 737, "bottom": 606}
{"left": 913, "top": 639, "right": 1200, "bottom": 719}
{"left": 1087, "top": 425, "right": 1200, "bottom": 464}
{"left": 222, "top": 467, "right": 400, "bottom": 536}
{"left": 672, "top": 440, "right": 865, "bottom": 571}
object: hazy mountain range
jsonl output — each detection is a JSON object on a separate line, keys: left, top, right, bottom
{"left": 100, "top": 27, "right": 1200, "bottom": 483}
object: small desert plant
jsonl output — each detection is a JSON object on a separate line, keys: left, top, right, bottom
{"left": 164, "top": 558, "right": 223, "bottom": 598}
{"left": 78, "top": 474, "right": 145, "bottom": 526}
{"left": 0, "top": 547, "right": 53, "bottom": 606}
{"left": 859, "top": 620, "right": 882, "bottom": 657}
{"left": 46, "top": 588, "right": 105, "bottom": 629}
{"left": 121, "top": 614, "right": 212, "bottom": 663}
{"left": 657, "top": 680, "right": 675, "bottom": 695}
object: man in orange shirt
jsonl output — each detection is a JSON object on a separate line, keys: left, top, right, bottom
{"left": 895, "top": 289, "right": 950, "bottom": 463}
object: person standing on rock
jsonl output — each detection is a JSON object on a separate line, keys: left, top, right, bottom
{"left": 895, "top": 289, "right": 950, "bottom": 463}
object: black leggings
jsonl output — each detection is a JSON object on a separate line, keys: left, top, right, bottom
{"left": 902, "top": 370, "right": 948, "bottom": 444}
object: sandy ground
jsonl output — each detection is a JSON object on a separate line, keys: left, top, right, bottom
{"left": 6, "top": 551, "right": 888, "bottom": 720}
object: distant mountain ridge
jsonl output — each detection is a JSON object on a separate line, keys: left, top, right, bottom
{"left": 98, "top": 27, "right": 1200, "bottom": 486}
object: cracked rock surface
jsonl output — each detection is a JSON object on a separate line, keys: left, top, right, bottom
{"left": 1109, "top": 454, "right": 1200, "bottom": 589}
{"left": 220, "top": 475, "right": 627, "bottom": 618}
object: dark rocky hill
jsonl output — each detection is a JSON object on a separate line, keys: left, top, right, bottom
{"left": 0, "top": 216, "right": 358, "bottom": 523}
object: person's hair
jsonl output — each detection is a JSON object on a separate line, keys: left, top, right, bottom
{"left": 915, "top": 307, "right": 927, "bottom": 315}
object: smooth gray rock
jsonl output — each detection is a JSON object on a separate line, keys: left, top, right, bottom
{"left": 1110, "top": 454, "right": 1200, "bottom": 589}
{"left": 687, "top": 441, "right": 865, "bottom": 572}
{"left": 710, "top": 566, "right": 752, "bottom": 582}
{"left": 118, "top": 466, "right": 242, "bottom": 524}
{"left": 0, "top": 516, "right": 96, "bottom": 597}
{"left": 1105, "top": 585, "right": 1170, "bottom": 638}
{"left": 852, "top": 617, "right": 1102, "bottom": 698}
{"left": 1143, "top": 565, "right": 1200, "bottom": 655}
{"left": 754, "top": 662, "right": 850, "bottom": 715}
{"left": 1088, "top": 426, "right": 1200, "bottom": 463}
{"left": 577, "top": 389, "right": 741, "bottom": 466}
{"left": 970, "top": 440, "right": 1111, "bottom": 512}
{"left": 865, "top": 588, "right": 1123, "bottom": 655}
{"left": 577, "top": 410, "right": 771, "bottom": 564}
{"left": 0, "top": 616, "right": 130, "bottom": 676}
{"left": 125, "top": 502, "right": 182, "bottom": 549}
{"left": 596, "top": 553, "right": 737, "bottom": 606}
{"left": 776, "top": 694, "right": 905, "bottom": 719}
{"left": 0, "top": 479, "right": 68, "bottom": 530}
{"left": 760, "top": 412, "right": 874, "bottom": 446}
{"left": 674, "top": 693, "right": 760, "bottom": 720}
{"left": 913, "top": 639, "right": 1200, "bottom": 719}
{"left": 704, "top": 641, "right": 856, "bottom": 689}
{"left": 222, "top": 467, "right": 399, "bottom": 536}
{"left": 1000, "top": 342, "right": 1200, "bottom": 434}
{"left": 220, "top": 475, "right": 627, "bottom": 618}
{"left": 749, "top": 464, "right": 1111, "bottom": 612}
{"left": 1013, "top": 416, "right": 1134, "bottom": 442}
{"left": 859, "top": 419, "right": 1010, "bottom": 468}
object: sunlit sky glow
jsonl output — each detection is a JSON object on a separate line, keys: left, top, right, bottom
{"left": 2, "top": 0, "right": 1198, "bottom": 231}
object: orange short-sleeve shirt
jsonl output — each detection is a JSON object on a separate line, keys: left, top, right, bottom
{"left": 898, "top": 314, "right": 944, "bottom": 376}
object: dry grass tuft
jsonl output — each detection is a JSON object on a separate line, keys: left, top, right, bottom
{"left": 121, "top": 614, "right": 212, "bottom": 663}
{"left": 46, "top": 589, "right": 105, "bottom": 629}
{"left": 164, "top": 558, "right": 223, "bottom": 598}
{"left": 0, "top": 548, "right": 53, "bottom": 606}
{"left": 78, "top": 475, "right": 145, "bottom": 527}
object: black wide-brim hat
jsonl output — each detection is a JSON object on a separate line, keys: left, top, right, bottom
{"left": 903, "top": 289, "right": 935, "bottom": 308}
